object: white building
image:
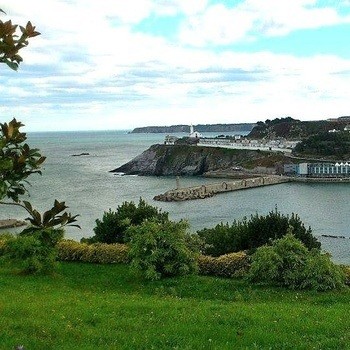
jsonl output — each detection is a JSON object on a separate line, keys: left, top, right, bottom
{"left": 189, "top": 124, "right": 202, "bottom": 138}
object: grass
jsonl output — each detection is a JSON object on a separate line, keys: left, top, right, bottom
{"left": 0, "top": 263, "right": 349, "bottom": 350}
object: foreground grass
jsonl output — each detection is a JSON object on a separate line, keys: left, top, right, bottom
{"left": 0, "top": 263, "right": 349, "bottom": 350}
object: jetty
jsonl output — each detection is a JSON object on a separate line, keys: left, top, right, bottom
{"left": 154, "top": 175, "right": 290, "bottom": 202}
{"left": 0, "top": 219, "right": 26, "bottom": 230}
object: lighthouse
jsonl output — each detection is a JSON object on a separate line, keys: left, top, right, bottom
{"left": 190, "top": 124, "right": 194, "bottom": 135}
{"left": 189, "top": 124, "right": 202, "bottom": 138}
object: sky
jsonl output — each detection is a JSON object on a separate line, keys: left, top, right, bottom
{"left": 2, "top": 0, "right": 350, "bottom": 131}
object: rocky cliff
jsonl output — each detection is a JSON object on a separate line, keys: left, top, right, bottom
{"left": 111, "top": 144, "right": 283, "bottom": 176}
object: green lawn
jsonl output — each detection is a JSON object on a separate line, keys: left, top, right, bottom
{"left": 0, "top": 263, "right": 349, "bottom": 350}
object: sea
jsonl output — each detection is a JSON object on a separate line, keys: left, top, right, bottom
{"left": 1, "top": 130, "right": 349, "bottom": 264}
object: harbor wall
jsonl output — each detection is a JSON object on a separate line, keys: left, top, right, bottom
{"left": 154, "top": 176, "right": 290, "bottom": 202}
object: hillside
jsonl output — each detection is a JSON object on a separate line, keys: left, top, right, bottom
{"left": 1, "top": 263, "right": 349, "bottom": 349}
{"left": 294, "top": 131, "right": 350, "bottom": 159}
{"left": 111, "top": 144, "right": 290, "bottom": 176}
{"left": 248, "top": 117, "right": 349, "bottom": 140}
{"left": 130, "top": 123, "right": 256, "bottom": 134}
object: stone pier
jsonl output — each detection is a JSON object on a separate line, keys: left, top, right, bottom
{"left": 154, "top": 175, "right": 290, "bottom": 202}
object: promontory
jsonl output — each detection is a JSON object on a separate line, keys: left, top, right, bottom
{"left": 111, "top": 144, "right": 290, "bottom": 176}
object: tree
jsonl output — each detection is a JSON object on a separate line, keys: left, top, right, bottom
{"left": 0, "top": 8, "right": 40, "bottom": 71}
{"left": 0, "top": 9, "right": 79, "bottom": 232}
{"left": 83, "top": 198, "right": 169, "bottom": 244}
{"left": 128, "top": 219, "right": 198, "bottom": 280}
{"left": 197, "top": 209, "right": 320, "bottom": 256}
{"left": 0, "top": 9, "right": 79, "bottom": 274}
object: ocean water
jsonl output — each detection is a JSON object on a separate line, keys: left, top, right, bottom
{"left": 1, "top": 130, "right": 349, "bottom": 264}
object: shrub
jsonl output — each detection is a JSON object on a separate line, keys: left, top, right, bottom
{"left": 0, "top": 232, "right": 13, "bottom": 255}
{"left": 128, "top": 220, "right": 198, "bottom": 280}
{"left": 2, "top": 228, "right": 64, "bottom": 274}
{"left": 83, "top": 198, "right": 169, "bottom": 244}
{"left": 342, "top": 266, "right": 350, "bottom": 285}
{"left": 248, "top": 234, "right": 346, "bottom": 291}
{"left": 57, "top": 240, "right": 90, "bottom": 261}
{"left": 57, "top": 240, "right": 129, "bottom": 264}
{"left": 85, "top": 209, "right": 128, "bottom": 244}
{"left": 198, "top": 252, "right": 250, "bottom": 278}
{"left": 300, "top": 252, "right": 347, "bottom": 291}
{"left": 197, "top": 209, "right": 320, "bottom": 256}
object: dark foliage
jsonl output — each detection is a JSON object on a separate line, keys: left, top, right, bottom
{"left": 248, "top": 233, "right": 346, "bottom": 291}
{"left": 1, "top": 228, "right": 64, "bottom": 274}
{"left": 0, "top": 9, "right": 40, "bottom": 71}
{"left": 128, "top": 219, "right": 198, "bottom": 280}
{"left": 294, "top": 131, "right": 350, "bottom": 158}
{"left": 248, "top": 117, "right": 348, "bottom": 140}
{"left": 83, "top": 198, "right": 169, "bottom": 244}
{"left": 197, "top": 209, "right": 320, "bottom": 256}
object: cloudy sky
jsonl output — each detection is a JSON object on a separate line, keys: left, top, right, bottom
{"left": 1, "top": 0, "right": 350, "bottom": 131}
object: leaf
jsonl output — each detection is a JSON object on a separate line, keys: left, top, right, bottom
{"left": 4, "top": 59, "right": 18, "bottom": 71}
{"left": 31, "top": 208, "right": 42, "bottom": 226}
{"left": 42, "top": 209, "right": 54, "bottom": 225}
{"left": 23, "top": 200, "right": 33, "bottom": 212}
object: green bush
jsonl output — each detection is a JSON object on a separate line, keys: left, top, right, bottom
{"left": 248, "top": 234, "right": 346, "bottom": 291}
{"left": 342, "top": 266, "right": 350, "bottom": 285}
{"left": 83, "top": 198, "right": 169, "bottom": 244}
{"left": 197, "top": 209, "right": 320, "bottom": 256}
{"left": 57, "top": 240, "right": 129, "bottom": 264}
{"left": 196, "top": 221, "right": 247, "bottom": 256}
{"left": 300, "top": 252, "right": 347, "bottom": 291}
{"left": 1, "top": 228, "right": 64, "bottom": 274}
{"left": 128, "top": 220, "right": 198, "bottom": 280}
{"left": 0, "top": 232, "right": 13, "bottom": 255}
{"left": 57, "top": 240, "right": 90, "bottom": 261}
{"left": 198, "top": 252, "right": 250, "bottom": 278}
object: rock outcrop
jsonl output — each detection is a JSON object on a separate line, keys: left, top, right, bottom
{"left": 111, "top": 144, "right": 275, "bottom": 176}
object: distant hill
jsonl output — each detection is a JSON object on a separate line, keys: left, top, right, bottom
{"left": 248, "top": 117, "right": 349, "bottom": 140}
{"left": 130, "top": 123, "right": 256, "bottom": 134}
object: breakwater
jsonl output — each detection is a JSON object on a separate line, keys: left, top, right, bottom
{"left": 154, "top": 176, "right": 290, "bottom": 202}
{"left": 0, "top": 219, "right": 26, "bottom": 230}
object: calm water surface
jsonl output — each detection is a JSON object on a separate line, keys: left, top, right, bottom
{"left": 1, "top": 130, "right": 349, "bottom": 263}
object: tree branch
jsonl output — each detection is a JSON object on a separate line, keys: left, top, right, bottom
{"left": 0, "top": 200, "right": 32, "bottom": 216}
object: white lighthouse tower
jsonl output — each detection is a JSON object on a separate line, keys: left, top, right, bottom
{"left": 190, "top": 124, "right": 194, "bottom": 135}
{"left": 189, "top": 124, "right": 202, "bottom": 138}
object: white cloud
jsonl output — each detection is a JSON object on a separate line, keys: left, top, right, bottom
{"left": 244, "top": 0, "right": 346, "bottom": 36}
{"left": 179, "top": 4, "right": 254, "bottom": 46}
{"left": 1, "top": 0, "right": 350, "bottom": 131}
{"left": 179, "top": 0, "right": 350, "bottom": 46}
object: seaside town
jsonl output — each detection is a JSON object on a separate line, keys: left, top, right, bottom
{"left": 164, "top": 122, "right": 350, "bottom": 180}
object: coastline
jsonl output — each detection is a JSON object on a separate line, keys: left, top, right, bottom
{"left": 0, "top": 219, "right": 26, "bottom": 230}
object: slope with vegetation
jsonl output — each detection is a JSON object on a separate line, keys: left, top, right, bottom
{"left": 248, "top": 117, "right": 348, "bottom": 140}
{"left": 1, "top": 196, "right": 349, "bottom": 348}
{"left": 293, "top": 131, "right": 350, "bottom": 159}
{"left": 0, "top": 261, "right": 349, "bottom": 349}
